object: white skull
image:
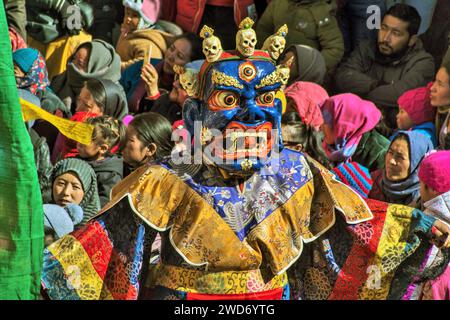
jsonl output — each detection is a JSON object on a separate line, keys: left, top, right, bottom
{"left": 262, "top": 35, "right": 286, "bottom": 60}
{"left": 277, "top": 66, "right": 290, "bottom": 90}
{"left": 179, "top": 69, "right": 198, "bottom": 97}
{"left": 236, "top": 29, "right": 257, "bottom": 57}
{"left": 203, "top": 36, "right": 223, "bottom": 62}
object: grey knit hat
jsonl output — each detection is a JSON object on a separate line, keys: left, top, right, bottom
{"left": 52, "top": 158, "right": 100, "bottom": 224}
{"left": 287, "top": 44, "right": 327, "bottom": 85}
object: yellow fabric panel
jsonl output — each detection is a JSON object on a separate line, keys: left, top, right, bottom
{"left": 307, "top": 156, "right": 373, "bottom": 223}
{"left": 48, "top": 234, "right": 114, "bottom": 300}
{"left": 101, "top": 162, "right": 375, "bottom": 276}
{"left": 359, "top": 204, "right": 414, "bottom": 299}
{"left": 28, "top": 31, "right": 92, "bottom": 80}
{"left": 146, "top": 264, "right": 288, "bottom": 294}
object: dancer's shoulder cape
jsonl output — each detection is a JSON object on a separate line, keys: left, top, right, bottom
{"left": 42, "top": 149, "right": 442, "bottom": 300}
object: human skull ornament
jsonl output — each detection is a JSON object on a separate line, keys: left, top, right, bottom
{"left": 200, "top": 25, "right": 223, "bottom": 63}
{"left": 277, "top": 66, "right": 290, "bottom": 89}
{"left": 174, "top": 64, "right": 199, "bottom": 97}
{"left": 203, "top": 36, "right": 223, "bottom": 62}
{"left": 179, "top": 69, "right": 199, "bottom": 97}
{"left": 262, "top": 25, "right": 288, "bottom": 60}
{"left": 277, "top": 56, "right": 293, "bottom": 89}
{"left": 236, "top": 18, "right": 257, "bottom": 57}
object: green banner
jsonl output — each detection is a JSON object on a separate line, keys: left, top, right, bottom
{"left": 0, "top": 4, "right": 44, "bottom": 299}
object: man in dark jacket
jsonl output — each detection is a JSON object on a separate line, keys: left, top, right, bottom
{"left": 334, "top": 4, "right": 434, "bottom": 130}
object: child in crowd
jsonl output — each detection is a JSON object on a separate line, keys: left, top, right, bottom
{"left": 13, "top": 48, "right": 69, "bottom": 117}
{"left": 120, "top": 112, "right": 174, "bottom": 262}
{"left": 52, "top": 79, "right": 128, "bottom": 162}
{"left": 116, "top": 0, "right": 172, "bottom": 70}
{"left": 393, "top": 86, "right": 437, "bottom": 147}
{"left": 122, "top": 112, "right": 174, "bottom": 170}
{"left": 77, "top": 116, "right": 126, "bottom": 207}
{"left": 44, "top": 158, "right": 100, "bottom": 246}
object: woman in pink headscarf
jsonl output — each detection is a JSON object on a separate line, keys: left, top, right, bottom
{"left": 321, "top": 93, "right": 390, "bottom": 171}
{"left": 282, "top": 81, "right": 331, "bottom": 168}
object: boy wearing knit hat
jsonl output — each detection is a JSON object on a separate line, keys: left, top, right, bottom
{"left": 416, "top": 151, "right": 450, "bottom": 300}
{"left": 394, "top": 85, "right": 438, "bottom": 147}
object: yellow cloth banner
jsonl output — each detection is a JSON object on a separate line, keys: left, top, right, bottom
{"left": 20, "top": 98, "right": 94, "bottom": 145}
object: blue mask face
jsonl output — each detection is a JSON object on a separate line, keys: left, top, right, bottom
{"left": 183, "top": 58, "right": 284, "bottom": 174}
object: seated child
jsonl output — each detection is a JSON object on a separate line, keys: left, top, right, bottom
{"left": 77, "top": 116, "right": 126, "bottom": 207}
{"left": 393, "top": 85, "right": 438, "bottom": 147}
{"left": 51, "top": 78, "right": 127, "bottom": 162}
{"left": 116, "top": 0, "right": 172, "bottom": 70}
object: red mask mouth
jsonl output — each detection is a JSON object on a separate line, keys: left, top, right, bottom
{"left": 209, "top": 121, "right": 273, "bottom": 160}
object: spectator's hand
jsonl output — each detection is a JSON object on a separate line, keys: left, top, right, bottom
{"left": 431, "top": 220, "right": 450, "bottom": 249}
{"left": 120, "top": 23, "right": 132, "bottom": 38}
{"left": 141, "top": 63, "right": 160, "bottom": 98}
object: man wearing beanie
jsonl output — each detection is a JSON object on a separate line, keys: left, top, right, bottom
{"left": 415, "top": 151, "right": 450, "bottom": 300}
{"left": 394, "top": 85, "right": 437, "bottom": 147}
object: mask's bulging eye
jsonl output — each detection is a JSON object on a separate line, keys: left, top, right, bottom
{"left": 208, "top": 90, "right": 240, "bottom": 111}
{"left": 256, "top": 91, "right": 275, "bottom": 106}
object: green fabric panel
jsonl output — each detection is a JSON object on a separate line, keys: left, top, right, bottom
{"left": 0, "top": 4, "right": 44, "bottom": 299}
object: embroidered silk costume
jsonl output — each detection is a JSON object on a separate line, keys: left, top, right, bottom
{"left": 41, "top": 20, "right": 449, "bottom": 300}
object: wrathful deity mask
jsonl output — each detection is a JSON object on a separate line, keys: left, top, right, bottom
{"left": 182, "top": 19, "right": 290, "bottom": 175}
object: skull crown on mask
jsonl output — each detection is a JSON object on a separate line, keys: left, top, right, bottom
{"left": 200, "top": 25, "right": 223, "bottom": 63}
{"left": 236, "top": 18, "right": 257, "bottom": 57}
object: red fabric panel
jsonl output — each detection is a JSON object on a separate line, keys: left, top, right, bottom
{"left": 187, "top": 287, "right": 283, "bottom": 300}
{"left": 329, "top": 199, "right": 389, "bottom": 300}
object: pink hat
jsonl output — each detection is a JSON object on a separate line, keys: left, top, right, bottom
{"left": 123, "top": 0, "right": 160, "bottom": 24}
{"left": 397, "top": 86, "right": 436, "bottom": 125}
{"left": 284, "top": 81, "right": 329, "bottom": 130}
{"left": 418, "top": 151, "right": 450, "bottom": 194}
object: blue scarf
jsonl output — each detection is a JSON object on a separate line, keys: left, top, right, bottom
{"left": 381, "top": 131, "right": 434, "bottom": 205}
